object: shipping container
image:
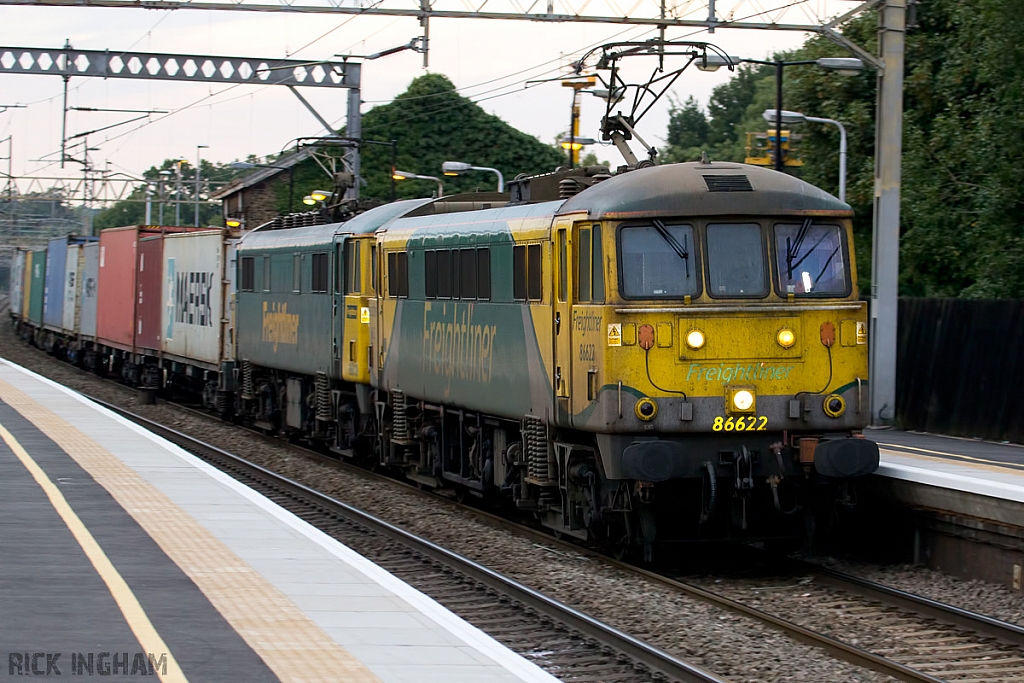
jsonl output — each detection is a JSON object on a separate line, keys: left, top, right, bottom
{"left": 21, "top": 251, "right": 32, "bottom": 321}
{"left": 28, "top": 248, "right": 46, "bottom": 325}
{"left": 43, "top": 237, "right": 68, "bottom": 330}
{"left": 136, "top": 235, "right": 164, "bottom": 353}
{"left": 79, "top": 242, "right": 99, "bottom": 338}
{"left": 43, "top": 236, "right": 96, "bottom": 331}
{"left": 9, "top": 248, "right": 26, "bottom": 319}
{"left": 61, "top": 244, "right": 83, "bottom": 334}
{"left": 97, "top": 226, "right": 204, "bottom": 352}
{"left": 161, "top": 229, "right": 237, "bottom": 368}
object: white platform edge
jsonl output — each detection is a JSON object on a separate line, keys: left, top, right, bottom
{"left": 878, "top": 451, "right": 1024, "bottom": 504}
{"left": 0, "top": 358, "right": 560, "bottom": 683}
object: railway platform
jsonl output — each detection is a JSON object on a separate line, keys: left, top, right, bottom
{"left": 0, "top": 358, "right": 559, "bottom": 683}
{"left": 863, "top": 427, "right": 1024, "bottom": 588}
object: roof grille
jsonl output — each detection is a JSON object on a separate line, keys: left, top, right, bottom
{"left": 703, "top": 175, "right": 753, "bottom": 192}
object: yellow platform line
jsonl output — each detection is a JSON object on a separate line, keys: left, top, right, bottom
{"left": 0, "top": 422, "right": 187, "bottom": 683}
{"left": 0, "top": 376, "right": 382, "bottom": 683}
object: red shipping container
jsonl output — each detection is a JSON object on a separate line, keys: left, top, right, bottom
{"left": 97, "top": 226, "right": 201, "bottom": 352}
{"left": 136, "top": 235, "right": 164, "bottom": 353}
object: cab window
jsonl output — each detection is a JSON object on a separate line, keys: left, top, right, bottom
{"left": 774, "top": 222, "right": 849, "bottom": 296}
{"left": 706, "top": 223, "right": 767, "bottom": 297}
{"left": 619, "top": 223, "right": 698, "bottom": 298}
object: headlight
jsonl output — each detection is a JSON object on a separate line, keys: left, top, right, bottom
{"left": 732, "top": 390, "right": 754, "bottom": 411}
{"left": 634, "top": 397, "right": 658, "bottom": 421}
{"left": 685, "top": 328, "right": 706, "bottom": 350}
{"left": 776, "top": 328, "right": 796, "bottom": 348}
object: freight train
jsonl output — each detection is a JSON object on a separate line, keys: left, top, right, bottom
{"left": 9, "top": 160, "right": 879, "bottom": 559}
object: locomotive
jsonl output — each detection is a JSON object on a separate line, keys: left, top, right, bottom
{"left": 11, "top": 160, "right": 879, "bottom": 559}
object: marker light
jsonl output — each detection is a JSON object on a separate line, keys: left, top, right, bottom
{"left": 634, "top": 397, "right": 658, "bottom": 421}
{"left": 823, "top": 394, "right": 846, "bottom": 418}
{"left": 777, "top": 328, "right": 796, "bottom": 348}
{"left": 685, "top": 329, "right": 706, "bottom": 350}
{"left": 732, "top": 390, "right": 755, "bottom": 412}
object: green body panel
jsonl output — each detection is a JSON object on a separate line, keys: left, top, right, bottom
{"left": 379, "top": 202, "right": 560, "bottom": 421}
{"left": 29, "top": 249, "right": 46, "bottom": 325}
{"left": 236, "top": 224, "right": 340, "bottom": 377}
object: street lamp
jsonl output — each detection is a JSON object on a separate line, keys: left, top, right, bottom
{"left": 763, "top": 109, "right": 848, "bottom": 202}
{"left": 157, "top": 170, "right": 171, "bottom": 225}
{"left": 194, "top": 144, "right": 208, "bottom": 227}
{"left": 231, "top": 161, "right": 297, "bottom": 214}
{"left": 698, "top": 55, "right": 864, "bottom": 171}
{"left": 392, "top": 170, "right": 443, "bottom": 198}
{"left": 441, "top": 161, "right": 505, "bottom": 192}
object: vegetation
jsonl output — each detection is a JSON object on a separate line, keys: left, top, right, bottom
{"left": 663, "top": 0, "right": 1024, "bottom": 298}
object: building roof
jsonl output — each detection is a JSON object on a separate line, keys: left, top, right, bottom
{"left": 210, "top": 148, "right": 313, "bottom": 201}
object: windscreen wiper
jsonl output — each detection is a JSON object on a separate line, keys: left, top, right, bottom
{"left": 652, "top": 218, "right": 690, "bottom": 278}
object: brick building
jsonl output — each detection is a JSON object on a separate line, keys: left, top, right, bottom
{"left": 212, "top": 149, "right": 311, "bottom": 229}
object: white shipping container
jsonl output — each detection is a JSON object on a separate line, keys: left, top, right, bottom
{"left": 62, "top": 244, "right": 82, "bottom": 333}
{"left": 10, "top": 249, "right": 26, "bottom": 318}
{"left": 79, "top": 242, "right": 99, "bottom": 338}
{"left": 162, "top": 230, "right": 234, "bottom": 367}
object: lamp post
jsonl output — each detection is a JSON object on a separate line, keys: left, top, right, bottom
{"left": 230, "top": 161, "right": 296, "bottom": 214}
{"left": 157, "top": 170, "right": 171, "bottom": 225}
{"left": 558, "top": 136, "right": 598, "bottom": 165}
{"left": 763, "top": 109, "right": 848, "bottom": 202}
{"left": 698, "top": 55, "right": 863, "bottom": 171}
{"left": 441, "top": 161, "right": 505, "bottom": 192}
{"left": 392, "top": 170, "right": 443, "bottom": 198}
{"left": 561, "top": 77, "right": 596, "bottom": 168}
{"left": 194, "top": 144, "right": 208, "bottom": 227}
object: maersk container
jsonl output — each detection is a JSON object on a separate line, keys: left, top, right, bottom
{"left": 28, "top": 249, "right": 46, "bottom": 325}
{"left": 161, "top": 229, "right": 237, "bottom": 368}
{"left": 79, "top": 242, "right": 99, "bottom": 339}
{"left": 9, "top": 248, "right": 26, "bottom": 319}
{"left": 43, "top": 237, "right": 68, "bottom": 330}
{"left": 61, "top": 244, "right": 83, "bottom": 334}
{"left": 136, "top": 235, "right": 164, "bottom": 353}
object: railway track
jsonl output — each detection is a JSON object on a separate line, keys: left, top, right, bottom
{"left": 93, "top": 397, "right": 727, "bottom": 683}
{"left": 12, "top": 339, "right": 1024, "bottom": 683}
{"left": 113, "top": 386, "right": 1024, "bottom": 683}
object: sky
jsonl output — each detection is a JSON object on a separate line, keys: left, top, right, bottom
{"left": 0, "top": 1, "right": 860, "bottom": 197}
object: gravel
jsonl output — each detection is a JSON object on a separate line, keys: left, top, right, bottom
{"left": 0, "top": 321, "right": 910, "bottom": 682}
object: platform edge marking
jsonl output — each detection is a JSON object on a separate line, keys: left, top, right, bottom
{"left": 0, "top": 422, "right": 188, "bottom": 683}
{"left": 0, "top": 357, "right": 562, "bottom": 683}
{"left": 0, "top": 369, "right": 384, "bottom": 683}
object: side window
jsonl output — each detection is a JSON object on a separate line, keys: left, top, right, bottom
{"left": 592, "top": 224, "right": 605, "bottom": 302}
{"left": 437, "top": 250, "right": 452, "bottom": 298}
{"left": 557, "top": 230, "right": 567, "bottom": 302}
{"left": 311, "top": 253, "right": 329, "bottom": 293}
{"left": 292, "top": 254, "right": 301, "bottom": 293}
{"left": 387, "top": 251, "right": 409, "bottom": 298}
{"left": 527, "top": 243, "right": 542, "bottom": 301}
{"left": 424, "top": 250, "right": 437, "bottom": 299}
{"left": 513, "top": 245, "right": 527, "bottom": 300}
{"left": 477, "top": 248, "right": 491, "bottom": 300}
{"left": 452, "top": 250, "right": 461, "bottom": 299}
{"left": 241, "top": 257, "right": 254, "bottom": 292}
{"left": 344, "top": 241, "right": 361, "bottom": 294}
{"left": 397, "top": 252, "right": 408, "bottom": 297}
{"left": 513, "top": 244, "right": 543, "bottom": 301}
{"left": 460, "top": 248, "right": 477, "bottom": 299}
{"left": 262, "top": 256, "right": 271, "bottom": 292}
{"left": 578, "top": 227, "right": 592, "bottom": 302}
{"left": 370, "top": 245, "right": 377, "bottom": 293}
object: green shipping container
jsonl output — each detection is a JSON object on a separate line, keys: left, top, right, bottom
{"left": 29, "top": 248, "right": 46, "bottom": 325}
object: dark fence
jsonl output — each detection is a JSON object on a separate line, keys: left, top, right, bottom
{"left": 897, "top": 298, "right": 1024, "bottom": 443}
